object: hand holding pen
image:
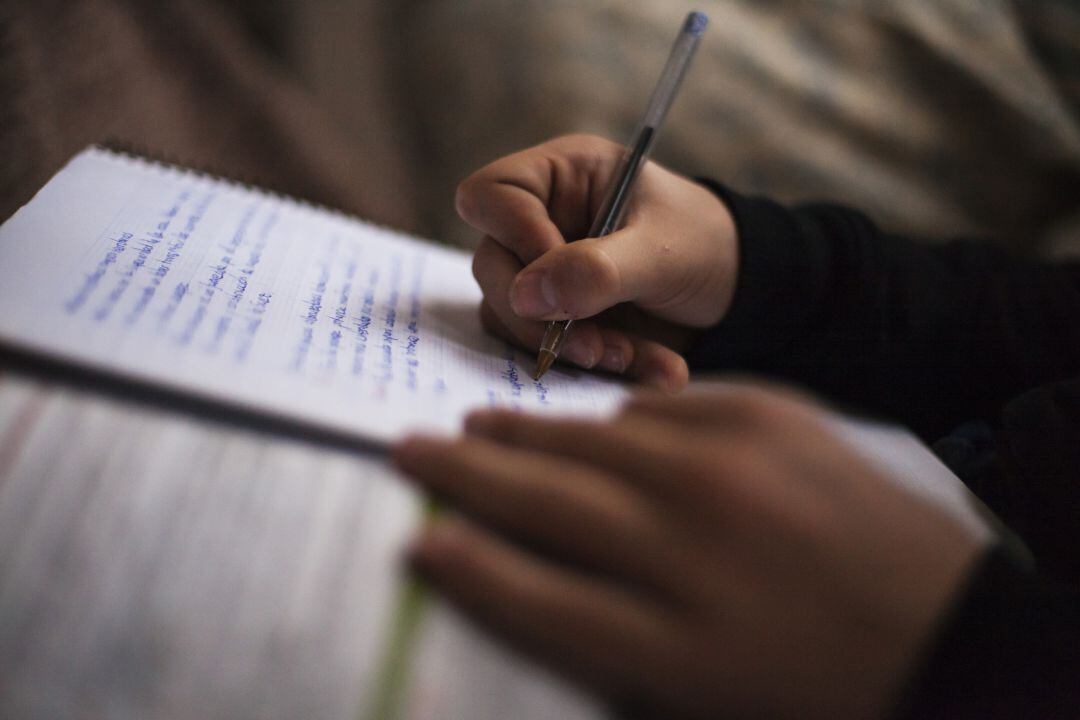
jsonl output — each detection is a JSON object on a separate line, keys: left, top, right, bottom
{"left": 456, "top": 13, "right": 738, "bottom": 390}
{"left": 533, "top": 11, "right": 708, "bottom": 379}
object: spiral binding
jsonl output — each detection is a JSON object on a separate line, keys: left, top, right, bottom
{"left": 97, "top": 137, "right": 393, "bottom": 233}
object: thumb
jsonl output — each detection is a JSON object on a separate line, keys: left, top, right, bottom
{"left": 508, "top": 229, "right": 653, "bottom": 320}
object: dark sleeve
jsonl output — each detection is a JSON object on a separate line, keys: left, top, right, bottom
{"left": 688, "top": 182, "right": 1080, "bottom": 440}
{"left": 892, "top": 543, "right": 1080, "bottom": 719}
{"left": 972, "top": 378, "right": 1080, "bottom": 583}
{"left": 895, "top": 378, "right": 1080, "bottom": 716}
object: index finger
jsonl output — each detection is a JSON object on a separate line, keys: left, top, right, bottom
{"left": 455, "top": 135, "right": 624, "bottom": 264}
{"left": 456, "top": 149, "right": 567, "bottom": 264}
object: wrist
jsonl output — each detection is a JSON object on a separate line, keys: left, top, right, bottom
{"left": 686, "top": 180, "right": 825, "bottom": 370}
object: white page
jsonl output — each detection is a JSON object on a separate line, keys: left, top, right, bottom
{"left": 825, "top": 414, "right": 993, "bottom": 541}
{"left": 0, "top": 149, "right": 628, "bottom": 445}
{"left": 0, "top": 151, "right": 999, "bottom": 720}
{"left": 0, "top": 374, "right": 994, "bottom": 720}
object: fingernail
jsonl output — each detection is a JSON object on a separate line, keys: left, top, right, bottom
{"left": 599, "top": 345, "right": 626, "bottom": 373}
{"left": 561, "top": 335, "right": 596, "bottom": 368}
{"left": 510, "top": 271, "right": 557, "bottom": 317}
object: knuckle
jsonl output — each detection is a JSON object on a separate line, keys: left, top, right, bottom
{"left": 765, "top": 384, "right": 823, "bottom": 418}
{"left": 721, "top": 387, "right": 782, "bottom": 427}
{"left": 683, "top": 442, "right": 760, "bottom": 506}
{"left": 470, "top": 238, "right": 509, "bottom": 289}
{"left": 725, "top": 376, "right": 823, "bottom": 416}
{"left": 556, "top": 245, "right": 621, "bottom": 308}
{"left": 470, "top": 241, "right": 491, "bottom": 284}
{"left": 551, "top": 134, "right": 623, "bottom": 173}
{"left": 455, "top": 175, "right": 484, "bottom": 222}
{"left": 556, "top": 132, "right": 600, "bottom": 148}
{"left": 738, "top": 384, "right": 825, "bottom": 435}
{"left": 560, "top": 132, "right": 617, "bottom": 153}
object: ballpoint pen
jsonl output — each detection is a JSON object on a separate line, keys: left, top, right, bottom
{"left": 533, "top": 10, "right": 708, "bottom": 380}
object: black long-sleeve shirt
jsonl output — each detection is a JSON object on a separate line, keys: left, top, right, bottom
{"left": 690, "top": 183, "right": 1080, "bottom": 717}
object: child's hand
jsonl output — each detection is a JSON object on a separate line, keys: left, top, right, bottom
{"left": 394, "top": 385, "right": 984, "bottom": 720}
{"left": 457, "top": 134, "right": 738, "bottom": 391}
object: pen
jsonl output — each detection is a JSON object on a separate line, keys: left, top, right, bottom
{"left": 533, "top": 10, "right": 708, "bottom": 380}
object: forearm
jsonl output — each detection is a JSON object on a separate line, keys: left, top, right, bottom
{"left": 689, "top": 182, "right": 1080, "bottom": 439}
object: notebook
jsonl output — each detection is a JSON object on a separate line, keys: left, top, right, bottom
{"left": 0, "top": 147, "right": 628, "bottom": 447}
{"left": 0, "top": 147, "right": 998, "bottom": 539}
{"left": 0, "top": 148, "right": 996, "bottom": 719}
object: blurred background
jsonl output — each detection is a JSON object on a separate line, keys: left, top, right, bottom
{"left": 2, "top": 3, "right": 1080, "bottom": 717}
{"left": 4, "top": 0, "right": 1080, "bottom": 251}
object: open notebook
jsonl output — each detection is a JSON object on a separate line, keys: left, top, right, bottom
{"left": 0, "top": 147, "right": 628, "bottom": 447}
{"left": 0, "top": 148, "right": 993, "bottom": 719}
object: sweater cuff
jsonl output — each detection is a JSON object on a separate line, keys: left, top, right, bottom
{"left": 687, "top": 180, "right": 835, "bottom": 371}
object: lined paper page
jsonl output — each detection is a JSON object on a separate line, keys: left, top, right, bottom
{"left": 0, "top": 372, "right": 606, "bottom": 720}
{"left": 0, "top": 373, "right": 990, "bottom": 720}
{"left": 0, "top": 148, "right": 627, "bottom": 445}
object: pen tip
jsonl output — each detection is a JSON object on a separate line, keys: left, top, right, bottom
{"left": 533, "top": 351, "right": 556, "bottom": 381}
